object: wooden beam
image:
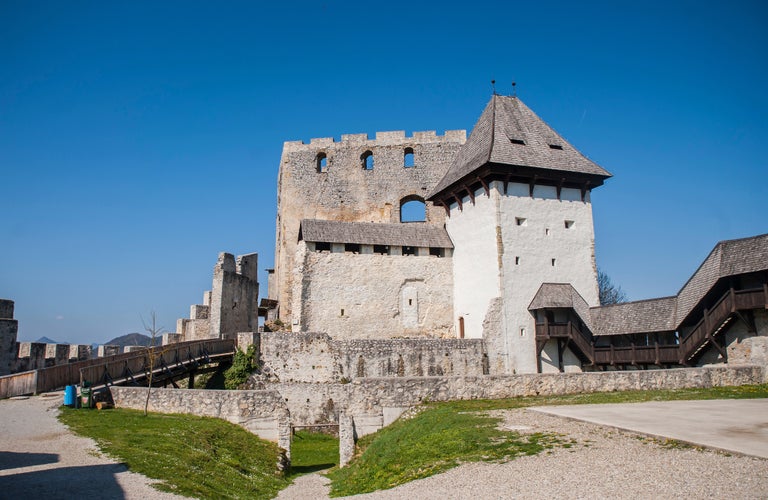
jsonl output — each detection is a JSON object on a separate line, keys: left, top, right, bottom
{"left": 451, "top": 191, "right": 463, "bottom": 211}
{"left": 464, "top": 185, "right": 475, "bottom": 205}
{"left": 503, "top": 175, "right": 511, "bottom": 195}
{"left": 477, "top": 176, "right": 490, "bottom": 196}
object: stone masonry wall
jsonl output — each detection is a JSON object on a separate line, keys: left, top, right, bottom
{"left": 109, "top": 386, "right": 292, "bottom": 459}
{"left": 256, "top": 332, "right": 486, "bottom": 384}
{"left": 274, "top": 130, "right": 466, "bottom": 324}
{"left": 0, "top": 299, "right": 18, "bottom": 376}
{"left": 274, "top": 364, "right": 764, "bottom": 435}
{"left": 292, "top": 245, "right": 454, "bottom": 339}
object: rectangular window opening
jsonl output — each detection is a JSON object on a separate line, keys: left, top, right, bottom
{"left": 515, "top": 256, "right": 520, "bottom": 265}
{"left": 315, "top": 242, "right": 331, "bottom": 252}
{"left": 564, "top": 220, "right": 575, "bottom": 229}
{"left": 510, "top": 139, "right": 526, "bottom": 145}
{"left": 545, "top": 228, "right": 550, "bottom": 236}
{"left": 548, "top": 144, "right": 563, "bottom": 150}
{"left": 340, "top": 309, "right": 345, "bottom": 316}
{"left": 520, "top": 327, "right": 526, "bottom": 337}
{"left": 402, "top": 246, "right": 416, "bottom": 256}
{"left": 373, "top": 244, "right": 390, "bottom": 255}
{"left": 551, "top": 258, "right": 556, "bottom": 266}
{"left": 515, "top": 217, "right": 527, "bottom": 226}
{"left": 345, "top": 243, "right": 361, "bottom": 254}
{"left": 429, "top": 247, "right": 444, "bottom": 257}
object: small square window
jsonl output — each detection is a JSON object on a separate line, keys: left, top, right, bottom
{"left": 515, "top": 217, "right": 527, "bottom": 226}
{"left": 564, "top": 220, "right": 574, "bottom": 229}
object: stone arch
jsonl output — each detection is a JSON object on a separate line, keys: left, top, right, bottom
{"left": 399, "top": 195, "right": 426, "bottom": 223}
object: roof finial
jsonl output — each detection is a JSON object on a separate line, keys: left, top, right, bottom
{"left": 512, "top": 81, "right": 517, "bottom": 97}
{"left": 491, "top": 79, "right": 497, "bottom": 95}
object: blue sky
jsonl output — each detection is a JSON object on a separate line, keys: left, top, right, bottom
{"left": 1, "top": 1, "right": 766, "bottom": 344}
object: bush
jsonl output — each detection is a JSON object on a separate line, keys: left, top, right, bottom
{"left": 224, "top": 344, "right": 258, "bottom": 389}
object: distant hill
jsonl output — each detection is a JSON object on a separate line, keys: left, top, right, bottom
{"left": 105, "top": 332, "right": 153, "bottom": 347}
{"left": 35, "top": 336, "right": 60, "bottom": 344}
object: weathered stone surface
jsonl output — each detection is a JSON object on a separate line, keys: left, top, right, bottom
{"left": 292, "top": 244, "right": 454, "bottom": 339}
{"left": 338, "top": 412, "right": 355, "bottom": 467}
{"left": 0, "top": 299, "right": 18, "bottom": 376}
{"left": 255, "top": 332, "right": 486, "bottom": 384}
{"left": 274, "top": 131, "right": 467, "bottom": 323}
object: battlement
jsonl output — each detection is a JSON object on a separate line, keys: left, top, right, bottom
{"left": 283, "top": 129, "right": 466, "bottom": 152}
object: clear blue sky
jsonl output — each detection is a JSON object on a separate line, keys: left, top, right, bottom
{"left": 1, "top": 1, "right": 766, "bottom": 344}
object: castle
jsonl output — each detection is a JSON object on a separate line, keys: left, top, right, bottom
{"left": 170, "top": 94, "right": 768, "bottom": 377}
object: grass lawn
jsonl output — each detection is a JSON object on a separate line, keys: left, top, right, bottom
{"left": 60, "top": 384, "right": 768, "bottom": 498}
{"left": 326, "top": 384, "right": 768, "bottom": 496}
{"left": 59, "top": 407, "right": 291, "bottom": 499}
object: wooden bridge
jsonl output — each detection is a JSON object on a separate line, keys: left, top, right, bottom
{"left": 0, "top": 339, "right": 235, "bottom": 399}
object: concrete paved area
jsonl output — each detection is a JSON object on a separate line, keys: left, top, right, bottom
{"left": 531, "top": 398, "right": 768, "bottom": 459}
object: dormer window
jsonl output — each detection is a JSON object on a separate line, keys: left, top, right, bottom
{"left": 549, "top": 144, "right": 563, "bottom": 150}
{"left": 510, "top": 139, "right": 526, "bottom": 145}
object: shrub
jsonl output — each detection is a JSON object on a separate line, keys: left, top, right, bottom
{"left": 224, "top": 344, "right": 258, "bottom": 389}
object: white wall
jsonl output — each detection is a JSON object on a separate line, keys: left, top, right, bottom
{"left": 446, "top": 186, "right": 502, "bottom": 341}
{"left": 499, "top": 182, "right": 600, "bottom": 373}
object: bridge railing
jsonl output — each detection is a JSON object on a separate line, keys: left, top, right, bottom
{"left": 78, "top": 339, "right": 235, "bottom": 388}
{"left": 0, "top": 338, "right": 235, "bottom": 398}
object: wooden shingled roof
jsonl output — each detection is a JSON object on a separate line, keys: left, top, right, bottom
{"left": 299, "top": 219, "right": 454, "bottom": 248}
{"left": 429, "top": 95, "right": 611, "bottom": 200}
{"left": 529, "top": 233, "right": 768, "bottom": 337}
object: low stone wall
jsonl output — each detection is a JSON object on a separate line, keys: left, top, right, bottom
{"left": 258, "top": 332, "right": 486, "bottom": 383}
{"left": 109, "top": 386, "right": 292, "bottom": 459}
{"left": 273, "top": 364, "right": 765, "bottom": 434}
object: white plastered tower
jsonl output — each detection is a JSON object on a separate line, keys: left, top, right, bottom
{"left": 429, "top": 95, "right": 611, "bottom": 374}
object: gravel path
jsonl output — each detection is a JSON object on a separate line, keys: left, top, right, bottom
{"left": 0, "top": 394, "right": 186, "bottom": 499}
{"left": 279, "top": 408, "right": 768, "bottom": 500}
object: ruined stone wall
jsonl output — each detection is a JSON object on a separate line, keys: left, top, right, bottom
{"left": 109, "top": 386, "right": 292, "bottom": 457}
{"left": 0, "top": 299, "right": 18, "bottom": 376}
{"left": 256, "top": 332, "right": 486, "bottom": 384}
{"left": 274, "top": 130, "right": 466, "bottom": 324}
{"left": 210, "top": 253, "right": 259, "bottom": 337}
{"left": 176, "top": 253, "right": 259, "bottom": 341}
{"left": 292, "top": 244, "right": 454, "bottom": 339}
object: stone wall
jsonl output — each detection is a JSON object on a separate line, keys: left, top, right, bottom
{"left": 0, "top": 299, "right": 18, "bottom": 376}
{"left": 698, "top": 309, "right": 768, "bottom": 366}
{"left": 274, "top": 130, "right": 467, "bottom": 324}
{"left": 256, "top": 332, "right": 486, "bottom": 384}
{"left": 273, "top": 365, "right": 764, "bottom": 435}
{"left": 109, "top": 386, "right": 292, "bottom": 459}
{"left": 292, "top": 245, "right": 454, "bottom": 339}
{"left": 176, "top": 253, "right": 259, "bottom": 341}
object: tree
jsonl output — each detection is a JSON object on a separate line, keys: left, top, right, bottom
{"left": 598, "top": 268, "right": 628, "bottom": 305}
{"left": 141, "top": 311, "right": 167, "bottom": 416}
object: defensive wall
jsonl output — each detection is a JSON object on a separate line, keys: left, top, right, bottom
{"left": 244, "top": 332, "right": 487, "bottom": 384}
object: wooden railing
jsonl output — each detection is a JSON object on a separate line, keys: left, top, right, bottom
{"left": 679, "top": 288, "right": 765, "bottom": 364}
{"left": 536, "top": 286, "right": 766, "bottom": 369}
{"left": 78, "top": 339, "right": 235, "bottom": 389}
{"left": 0, "top": 338, "right": 235, "bottom": 398}
{"left": 0, "top": 370, "right": 37, "bottom": 399}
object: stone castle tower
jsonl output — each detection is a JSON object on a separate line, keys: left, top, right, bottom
{"left": 428, "top": 95, "right": 611, "bottom": 373}
{"left": 268, "top": 95, "right": 611, "bottom": 374}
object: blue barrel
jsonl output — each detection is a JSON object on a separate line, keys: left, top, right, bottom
{"left": 64, "top": 385, "right": 76, "bottom": 407}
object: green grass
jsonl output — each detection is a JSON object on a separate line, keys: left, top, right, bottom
{"left": 289, "top": 430, "right": 339, "bottom": 475}
{"left": 59, "top": 384, "right": 768, "bottom": 498}
{"left": 326, "top": 405, "right": 561, "bottom": 497}
{"left": 327, "top": 383, "right": 768, "bottom": 496}
{"left": 59, "top": 407, "right": 290, "bottom": 499}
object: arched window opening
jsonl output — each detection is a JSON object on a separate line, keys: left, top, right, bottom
{"left": 316, "top": 153, "right": 328, "bottom": 173}
{"left": 400, "top": 196, "right": 426, "bottom": 222}
{"left": 404, "top": 147, "right": 415, "bottom": 168}
{"left": 361, "top": 151, "right": 374, "bottom": 170}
